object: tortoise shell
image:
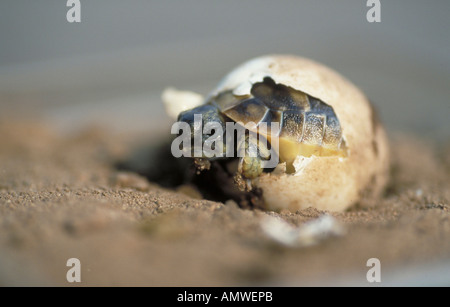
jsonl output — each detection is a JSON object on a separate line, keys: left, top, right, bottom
{"left": 209, "top": 77, "right": 347, "bottom": 168}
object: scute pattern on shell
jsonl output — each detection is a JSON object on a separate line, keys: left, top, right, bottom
{"left": 209, "top": 76, "right": 346, "bottom": 157}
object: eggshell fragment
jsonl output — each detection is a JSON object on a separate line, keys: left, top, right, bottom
{"left": 162, "top": 87, "right": 204, "bottom": 120}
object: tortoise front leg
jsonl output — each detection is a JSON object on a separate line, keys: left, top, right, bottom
{"left": 234, "top": 134, "right": 271, "bottom": 192}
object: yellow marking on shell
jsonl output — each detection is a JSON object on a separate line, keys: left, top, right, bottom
{"left": 266, "top": 135, "right": 346, "bottom": 173}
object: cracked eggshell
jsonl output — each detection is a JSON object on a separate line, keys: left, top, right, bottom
{"left": 211, "top": 55, "right": 389, "bottom": 212}
{"left": 162, "top": 87, "right": 204, "bottom": 120}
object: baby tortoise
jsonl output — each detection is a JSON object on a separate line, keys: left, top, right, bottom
{"left": 177, "top": 76, "right": 347, "bottom": 191}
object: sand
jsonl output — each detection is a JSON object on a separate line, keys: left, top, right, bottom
{"left": 0, "top": 119, "right": 449, "bottom": 286}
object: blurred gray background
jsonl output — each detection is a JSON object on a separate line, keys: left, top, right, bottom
{"left": 0, "top": 0, "right": 449, "bottom": 139}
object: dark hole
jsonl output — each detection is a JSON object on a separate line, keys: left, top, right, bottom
{"left": 115, "top": 140, "right": 266, "bottom": 210}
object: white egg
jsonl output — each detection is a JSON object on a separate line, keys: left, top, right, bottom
{"left": 165, "top": 55, "right": 390, "bottom": 212}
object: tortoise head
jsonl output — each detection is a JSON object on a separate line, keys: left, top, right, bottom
{"left": 177, "top": 104, "right": 227, "bottom": 158}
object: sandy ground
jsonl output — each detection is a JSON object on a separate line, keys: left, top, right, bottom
{"left": 0, "top": 118, "right": 449, "bottom": 286}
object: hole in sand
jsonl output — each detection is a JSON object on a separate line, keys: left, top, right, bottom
{"left": 115, "top": 140, "right": 265, "bottom": 209}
